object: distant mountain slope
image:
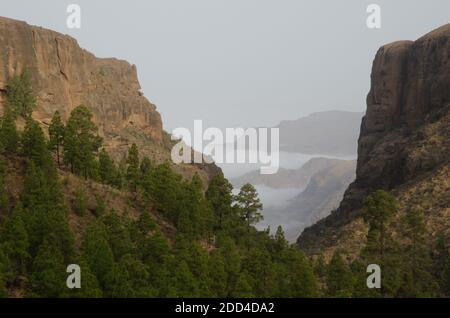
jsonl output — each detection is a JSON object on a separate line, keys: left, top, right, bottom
{"left": 276, "top": 110, "right": 363, "bottom": 156}
{"left": 285, "top": 160, "right": 356, "bottom": 233}
{"left": 243, "top": 158, "right": 356, "bottom": 242}
{"left": 231, "top": 157, "right": 344, "bottom": 189}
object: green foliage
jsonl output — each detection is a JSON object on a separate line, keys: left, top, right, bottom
{"left": 139, "top": 156, "right": 153, "bottom": 179}
{"left": 231, "top": 271, "right": 254, "bottom": 298}
{"left": 48, "top": 111, "right": 65, "bottom": 166}
{"left": 101, "top": 210, "right": 134, "bottom": 261}
{"left": 0, "top": 79, "right": 445, "bottom": 299}
{"left": 234, "top": 183, "right": 263, "bottom": 228}
{"left": 142, "top": 162, "right": 183, "bottom": 219}
{"left": 98, "top": 149, "right": 116, "bottom": 186}
{"left": 65, "top": 258, "right": 103, "bottom": 298}
{"left": 0, "top": 72, "right": 329, "bottom": 299}
{"left": 326, "top": 251, "right": 354, "bottom": 297}
{"left": 104, "top": 254, "right": 156, "bottom": 297}
{"left": 82, "top": 221, "right": 114, "bottom": 288}
{"left": 442, "top": 254, "right": 450, "bottom": 295}
{"left": 126, "top": 143, "right": 140, "bottom": 192}
{"left": 0, "top": 112, "right": 19, "bottom": 154}
{"left": 21, "top": 118, "right": 49, "bottom": 167}
{"left": 206, "top": 172, "right": 233, "bottom": 231}
{"left": 63, "top": 105, "right": 102, "bottom": 178}
{"left": 234, "top": 183, "right": 263, "bottom": 251}
{"left": 5, "top": 71, "right": 36, "bottom": 118}
{"left": 400, "top": 209, "right": 438, "bottom": 296}
{"left": 94, "top": 195, "right": 106, "bottom": 217}
{"left": 362, "top": 190, "right": 397, "bottom": 261}
{"left": 0, "top": 205, "right": 29, "bottom": 278}
{"left": 0, "top": 160, "right": 9, "bottom": 214}
{"left": 30, "top": 239, "right": 66, "bottom": 297}
{"left": 0, "top": 245, "right": 8, "bottom": 297}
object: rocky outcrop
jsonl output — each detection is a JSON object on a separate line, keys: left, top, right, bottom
{"left": 297, "top": 24, "right": 450, "bottom": 257}
{"left": 0, "top": 17, "right": 218, "bottom": 182}
{"left": 0, "top": 17, "right": 162, "bottom": 152}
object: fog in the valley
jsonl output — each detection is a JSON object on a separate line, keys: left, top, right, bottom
{"left": 226, "top": 149, "right": 356, "bottom": 242}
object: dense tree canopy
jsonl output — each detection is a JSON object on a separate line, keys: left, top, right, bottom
{"left": 0, "top": 73, "right": 448, "bottom": 299}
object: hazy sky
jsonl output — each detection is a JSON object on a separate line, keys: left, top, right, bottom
{"left": 2, "top": 0, "right": 449, "bottom": 131}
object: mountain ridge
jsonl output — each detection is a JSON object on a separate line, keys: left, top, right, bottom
{"left": 0, "top": 16, "right": 219, "bottom": 183}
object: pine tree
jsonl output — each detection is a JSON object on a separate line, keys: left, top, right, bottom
{"left": 170, "top": 260, "right": 200, "bottom": 297}
{"left": 208, "top": 251, "right": 228, "bottom": 297}
{"left": 362, "top": 190, "right": 397, "bottom": 260}
{"left": 138, "top": 230, "right": 171, "bottom": 296}
{"left": 442, "top": 254, "right": 450, "bottom": 296}
{"left": 314, "top": 254, "right": 327, "bottom": 278}
{"left": 126, "top": 143, "right": 140, "bottom": 192}
{"left": 139, "top": 156, "right": 153, "bottom": 178}
{"left": 0, "top": 111, "right": 19, "bottom": 154}
{"left": 401, "top": 208, "right": 437, "bottom": 297}
{"left": 142, "top": 162, "right": 183, "bottom": 219}
{"left": 98, "top": 149, "right": 116, "bottom": 186}
{"left": 114, "top": 154, "right": 127, "bottom": 189}
{"left": 0, "top": 160, "right": 9, "bottom": 215}
{"left": 234, "top": 183, "right": 263, "bottom": 252}
{"left": 177, "top": 174, "right": 213, "bottom": 239}
{"left": 283, "top": 247, "right": 318, "bottom": 297}
{"left": 0, "top": 205, "right": 30, "bottom": 277}
{"left": 206, "top": 172, "right": 233, "bottom": 231}
{"left": 232, "top": 272, "right": 254, "bottom": 298}
{"left": 48, "top": 111, "right": 65, "bottom": 167}
{"left": 217, "top": 237, "right": 241, "bottom": 296}
{"left": 326, "top": 251, "right": 354, "bottom": 297}
{"left": 21, "top": 118, "right": 49, "bottom": 167}
{"left": 0, "top": 247, "right": 8, "bottom": 298}
{"left": 63, "top": 105, "right": 102, "bottom": 178}
{"left": 5, "top": 71, "right": 36, "bottom": 118}
{"left": 104, "top": 254, "right": 156, "bottom": 298}
{"left": 82, "top": 221, "right": 114, "bottom": 288}
{"left": 102, "top": 210, "right": 133, "bottom": 261}
{"left": 243, "top": 248, "right": 275, "bottom": 297}
{"left": 361, "top": 190, "right": 400, "bottom": 296}
{"left": 30, "top": 239, "right": 66, "bottom": 297}
{"left": 273, "top": 226, "right": 288, "bottom": 255}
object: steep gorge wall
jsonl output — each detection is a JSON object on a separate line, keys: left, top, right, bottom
{"left": 297, "top": 24, "right": 450, "bottom": 257}
{"left": 0, "top": 17, "right": 219, "bottom": 182}
{"left": 0, "top": 17, "right": 164, "bottom": 158}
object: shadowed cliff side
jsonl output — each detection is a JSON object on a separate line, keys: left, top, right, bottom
{"left": 297, "top": 24, "right": 450, "bottom": 258}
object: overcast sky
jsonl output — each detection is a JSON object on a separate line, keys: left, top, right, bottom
{"left": 2, "top": 0, "right": 449, "bottom": 131}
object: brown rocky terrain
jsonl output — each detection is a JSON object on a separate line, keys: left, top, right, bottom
{"left": 297, "top": 24, "right": 450, "bottom": 259}
{"left": 0, "top": 16, "right": 218, "bottom": 183}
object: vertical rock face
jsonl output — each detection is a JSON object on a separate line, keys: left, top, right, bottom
{"left": 297, "top": 24, "right": 450, "bottom": 256}
{"left": 358, "top": 25, "right": 450, "bottom": 189}
{"left": 0, "top": 17, "right": 163, "bottom": 159}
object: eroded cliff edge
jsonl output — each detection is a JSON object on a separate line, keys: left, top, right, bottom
{"left": 297, "top": 24, "right": 450, "bottom": 258}
{"left": 0, "top": 17, "right": 219, "bottom": 182}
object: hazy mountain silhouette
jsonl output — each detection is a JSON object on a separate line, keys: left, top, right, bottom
{"left": 276, "top": 110, "right": 363, "bottom": 155}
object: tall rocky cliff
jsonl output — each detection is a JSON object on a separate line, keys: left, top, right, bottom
{"left": 0, "top": 17, "right": 218, "bottom": 182}
{"left": 298, "top": 24, "right": 450, "bottom": 258}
